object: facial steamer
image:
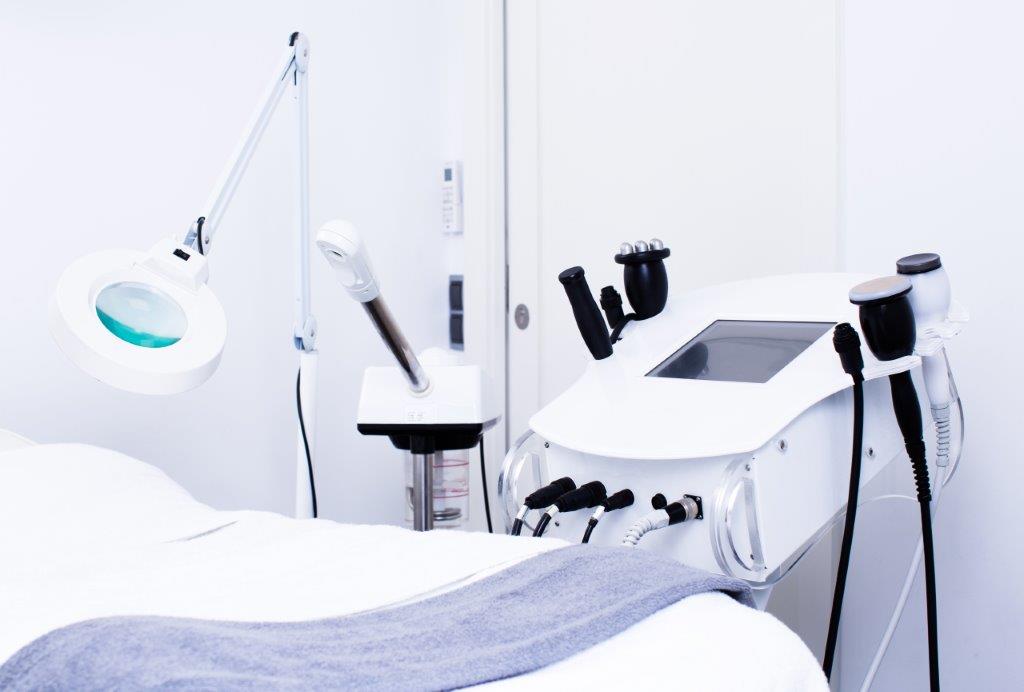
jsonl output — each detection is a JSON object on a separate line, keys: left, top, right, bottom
{"left": 316, "top": 221, "right": 498, "bottom": 531}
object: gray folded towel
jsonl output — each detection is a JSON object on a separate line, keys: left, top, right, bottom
{"left": 0, "top": 544, "right": 752, "bottom": 691}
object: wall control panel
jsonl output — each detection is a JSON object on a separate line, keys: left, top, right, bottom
{"left": 442, "top": 160, "right": 463, "bottom": 235}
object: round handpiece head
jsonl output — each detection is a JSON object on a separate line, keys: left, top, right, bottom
{"left": 316, "top": 220, "right": 380, "bottom": 303}
{"left": 849, "top": 275, "right": 916, "bottom": 361}
{"left": 897, "top": 252, "right": 951, "bottom": 329}
{"left": 896, "top": 253, "right": 942, "bottom": 275}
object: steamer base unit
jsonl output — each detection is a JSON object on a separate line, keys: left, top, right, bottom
{"left": 500, "top": 273, "right": 965, "bottom": 591}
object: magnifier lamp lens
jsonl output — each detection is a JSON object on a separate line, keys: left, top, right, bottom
{"left": 95, "top": 282, "right": 187, "bottom": 348}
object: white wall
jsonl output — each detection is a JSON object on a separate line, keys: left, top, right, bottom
{"left": 839, "top": 1, "right": 1024, "bottom": 689}
{"left": 0, "top": 0, "right": 468, "bottom": 525}
{"left": 508, "top": 0, "right": 840, "bottom": 422}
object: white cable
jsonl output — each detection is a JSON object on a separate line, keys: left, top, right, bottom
{"left": 621, "top": 509, "right": 670, "bottom": 547}
{"left": 859, "top": 362, "right": 964, "bottom": 692}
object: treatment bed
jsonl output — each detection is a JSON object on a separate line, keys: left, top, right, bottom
{"left": 0, "top": 437, "right": 827, "bottom": 690}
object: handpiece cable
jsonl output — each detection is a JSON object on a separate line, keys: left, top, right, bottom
{"left": 823, "top": 323, "right": 866, "bottom": 679}
{"left": 580, "top": 489, "right": 634, "bottom": 543}
{"left": 533, "top": 482, "right": 606, "bottom": 537}
{"left": 512, "top": 477, "right": 577, "bottom": 536}
{"left": 296, "top": 369, "right": 317, "bottom": 518}
{"left": 860, "top": 357, "right": 963, "bottom": 691}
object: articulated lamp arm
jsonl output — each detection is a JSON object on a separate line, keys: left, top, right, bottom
{"left": 181, "top": 32, "right": 315, "bottom": 352}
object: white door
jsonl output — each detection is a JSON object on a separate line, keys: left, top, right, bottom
{"left": 505, "top": 0, "right": 840, "bottom": 660}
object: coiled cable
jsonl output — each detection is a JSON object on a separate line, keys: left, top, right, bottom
{"left": 622, "top": 496, "right": 699, "bottom": 547}
{"left": 621, "top": 509, "right": 670, "bottom": 547}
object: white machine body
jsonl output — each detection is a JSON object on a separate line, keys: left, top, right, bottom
{"left": 505, "top": 273, "right": 954, "bottom": 585}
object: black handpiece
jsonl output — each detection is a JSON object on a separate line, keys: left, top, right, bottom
{"left": 850, "top": 277, "right": 926, "bottom": 464}
{"left": 559, "top": 267, "right": 613, "bottom": 360}
{"left": 603, "top": 489, "right": 635, "bottom": 512}
{"left": 615, "top": 240, "right": 671, "bottom": 319}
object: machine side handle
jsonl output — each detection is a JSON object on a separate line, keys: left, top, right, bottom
{"left": 558, "top": 267, "right": 613, "bottom": 360}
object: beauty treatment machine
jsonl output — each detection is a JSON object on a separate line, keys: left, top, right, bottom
{"left": 500, "top": 243, "right": 965, "bottom": 690}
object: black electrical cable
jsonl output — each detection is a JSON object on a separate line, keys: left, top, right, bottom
{"left": 533, "top": 482, "right": 606, "bottom": 537}
{"left": 532, "top": 513, "right": 553, "bottom": 537}
{"left": 919, "top": 479, "right": 940, "bottom": 692}
{"left": 850, "top": 283, "right": 941, "bottom": 691}
{"left": 296, "top": 369, "right": 317, "bottom": 518}
{"left": 581, "top": 517, "right": 598, "bottom": 544}
{"left": 891, "top": 370, "right": 941, "bottom": 692}
{"left": 823, "top": 377, "right": 864, "bottom": 678}
{"left": 513, "top": 478, "right": 577, "bottom": 536}
{"left": 609, "top": 313, "right": 636, "bottom": 343}
{"left": 823, "top": 323, "right": 866, "bottom": 680}
{"left": 479, "top": 438, "right": 493, "bottom": 534}
{"left": 888, "top": 371, "right": 941, "bottom": 692}
{"left": 580, "top": 489, "right": 634, "bottom": 544}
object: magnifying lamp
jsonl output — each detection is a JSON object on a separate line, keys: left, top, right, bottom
{"left": 49, "top": 32, "right": 321, "bottom": 518}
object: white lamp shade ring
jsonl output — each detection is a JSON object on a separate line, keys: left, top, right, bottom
{"left": 49, "top": 249, "right": 227, "bottom": 395}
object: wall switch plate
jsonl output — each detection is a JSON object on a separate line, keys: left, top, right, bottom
{"left": 442, "top": 160, "right": 463, "bottom": 235}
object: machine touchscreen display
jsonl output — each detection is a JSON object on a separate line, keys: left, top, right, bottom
{"left": 647, "top": 320, "right": 835, "bottom": 383}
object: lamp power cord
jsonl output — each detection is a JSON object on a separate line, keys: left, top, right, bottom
{"left": 296, "top": 369, "right": 317, "bottom": 518}
{"left": 479, "top": 438, "right": 493, "bottom": 533}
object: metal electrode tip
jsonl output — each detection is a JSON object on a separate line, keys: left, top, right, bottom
{"left": 619, "top": 242, "right": 635, "bottom": 255}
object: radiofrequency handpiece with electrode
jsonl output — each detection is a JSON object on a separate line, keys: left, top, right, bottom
{"left": 499, "top": 241, "right": 965, "bottom": 689}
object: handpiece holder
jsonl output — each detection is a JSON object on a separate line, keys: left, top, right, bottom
{"left": 559, "top": 267, "right": 613, "bottom": 360}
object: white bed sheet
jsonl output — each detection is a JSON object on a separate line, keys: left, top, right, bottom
{"left": 0, "top": 443, "right": 826, "bottom": 690}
